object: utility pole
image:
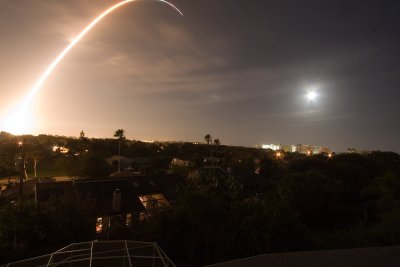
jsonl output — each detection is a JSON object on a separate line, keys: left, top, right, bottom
{"left": 17, "top": 141, "right": 25, "bottom": 199}
{"left": 118, "top": 138, "right": 121, "bottom": 173}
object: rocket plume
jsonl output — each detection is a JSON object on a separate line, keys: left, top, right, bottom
{"left": 3, "top": 0, "right": 182, "bottom": 134}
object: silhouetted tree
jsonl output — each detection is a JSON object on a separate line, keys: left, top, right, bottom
{"left": 80, "top": 153, "right": 111, "bottom": 178}
{"left": 37, "top": 189, "right": 96, "bottom": 244}
{"left": 204, "top": 134, "right": 212, "bottom": 145}
{"left": 0, "top": 200, "right": 38, "bottom": 255}
{"left": 114, "top": 129, "right": 125, "bottom": 173}
{"left": 214, "top": 138, "right": 221, "bottom": 158}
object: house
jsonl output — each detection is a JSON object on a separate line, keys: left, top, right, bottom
{"left": 106, "top": 155, "right": 153, "bottom": 171}
{"left": 34, "top": 174, "right": 184, "bottom": 235}
{"left": 1, "top": 177, "right": 53, "bottom": 199}
{"left": 171, "top": 158, "right": 193, "bottom": 167}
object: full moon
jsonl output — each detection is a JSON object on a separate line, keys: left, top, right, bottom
{"left": 306, "top": 91, "right": 317, "bottom": 101}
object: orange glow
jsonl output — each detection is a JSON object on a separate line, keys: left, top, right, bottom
{"left": 3, "top": 107, "right": 34, "bottom": 135}
{"left": 52, "top": 145, "right": 70, "bottom": 154}
{"left": 96, "top": 217, "right": 103, "bottom": 233}
{"left": 2, "top": 0, "right": 182, "bottom": 134}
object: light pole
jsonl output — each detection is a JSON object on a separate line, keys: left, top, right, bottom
{"left": 17, "top": 141, "right": 25, "bottom": 199}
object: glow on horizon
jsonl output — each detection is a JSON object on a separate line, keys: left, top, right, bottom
{"left": 1, "top": 0, "right": 183, "bottom": 135}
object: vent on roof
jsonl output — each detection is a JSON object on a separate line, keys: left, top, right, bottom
{"left": 133, "top": 182, "right": 139, "bottom": 187}
{"left": 112, "top": 189, "right": 121, "bottom": 213}
{"left": 149, "top": 180, "right": 155, "bottom": 186}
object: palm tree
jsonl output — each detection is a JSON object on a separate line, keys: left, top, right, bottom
{"left": 17, "top": 140, "right": 26, "bottom": 199}
{"left": 204, "top": 134, "right": 212, "bottom": 145}
{"left": 79, "top": 130, "right": 85, "bottom": 139}
{"left": 79, "top": 130, "right": 90, "bottom": 154}
{"left": 213, "top": 138, "right": 221, "bottom": 158}
{"left": 114, "top": 129, "right": 125, "bottom": 173}
{"left": 204, "top": 134, "right": 213, "bottom": 160}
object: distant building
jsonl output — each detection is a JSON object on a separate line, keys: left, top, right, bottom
{"left": 292, "top": 144, "right": 311, "bottom": 154}
{"left": 347, "top": 148, "right": 371, "bottom": 155}
{"left": 171, "top": 158, "right": 193, "bottom": 167}
{"left": 280, "top": 144, "right": 291, "bottom": 152}
{"left": 261, "top": 143, "right": 331, "bottom": 155}
{"left": 261, "top": 144, "right": 281, "bottom": 151}
{"left": 347, "top": 148, "right": 358, "bottom": 153}
{"left": 291, "top": 144, "right": 331, "bottom": 155}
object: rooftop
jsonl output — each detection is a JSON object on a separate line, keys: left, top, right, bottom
{"left": 206, "top": 246, "right": 400, "bottom": 267}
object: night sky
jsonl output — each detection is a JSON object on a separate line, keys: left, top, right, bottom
{"left": 0, "top": 0, "right": 399, "bottom": 152}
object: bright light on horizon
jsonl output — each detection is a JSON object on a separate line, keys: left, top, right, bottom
{"left": 2, "top": 104, "right": 35, "bottom": 135}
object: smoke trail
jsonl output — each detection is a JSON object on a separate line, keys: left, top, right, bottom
{"left": 3, "top": 0, "right": 182, "bottom": 134}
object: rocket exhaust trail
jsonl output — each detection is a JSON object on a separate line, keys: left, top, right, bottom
{"left": 4, "top": 0, "right": 182, "bottom": 134}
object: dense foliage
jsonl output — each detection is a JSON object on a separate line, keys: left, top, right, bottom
{"left": 1, "top": 132, "right": 400, "bottom": 266}
{"left": 0, "top": 190, "right": 95, "bottom": 264}
{"left": 133, "top": 152, "right": 400, "bottom": 266}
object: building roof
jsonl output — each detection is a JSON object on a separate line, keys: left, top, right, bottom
{"left": 35, "top": 174, "right": 184, "bottom": 216}
{"left": 75, "top": 179, "right": 146, "bottom": 216}
{"left": 35, "top": 179, "right": 145, "bottom": 216}
{"left": 1, "top": 177, "right": 53, "bottom": 199}
{"left": 125, "top": 174, "right": 182, "bottom": 200}
{"left": 205, "top": 246, "right": 400, "bottom": 267}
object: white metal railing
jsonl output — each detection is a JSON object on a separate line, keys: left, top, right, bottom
{"left": 2, "top": 240, "right": 176, "bottom": 267}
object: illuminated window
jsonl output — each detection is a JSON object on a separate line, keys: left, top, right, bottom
{"left": 52, "top": 145, "right": 69, "bottom": 154}
{"left": 140, "top": 212, "right": 147, "bottom": 221}
{"left": 139, "top": 194, "right": 169, "bottom": 210}
{"left": 96, "top": 217, "right": 103, "bottom": 233}
{"left": 126, "top": 213, "right": 132, "bottom": 226}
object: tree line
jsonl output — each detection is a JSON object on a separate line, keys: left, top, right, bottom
{"left": 132, "top": 151, "right": 400, "bottom": 266}
{"left": 1, "top": 131, "right": 400, "bottom": 266}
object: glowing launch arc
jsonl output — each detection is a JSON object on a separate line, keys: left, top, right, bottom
{"left": 4, "top": 0, "right": 182, "bottom": 134}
